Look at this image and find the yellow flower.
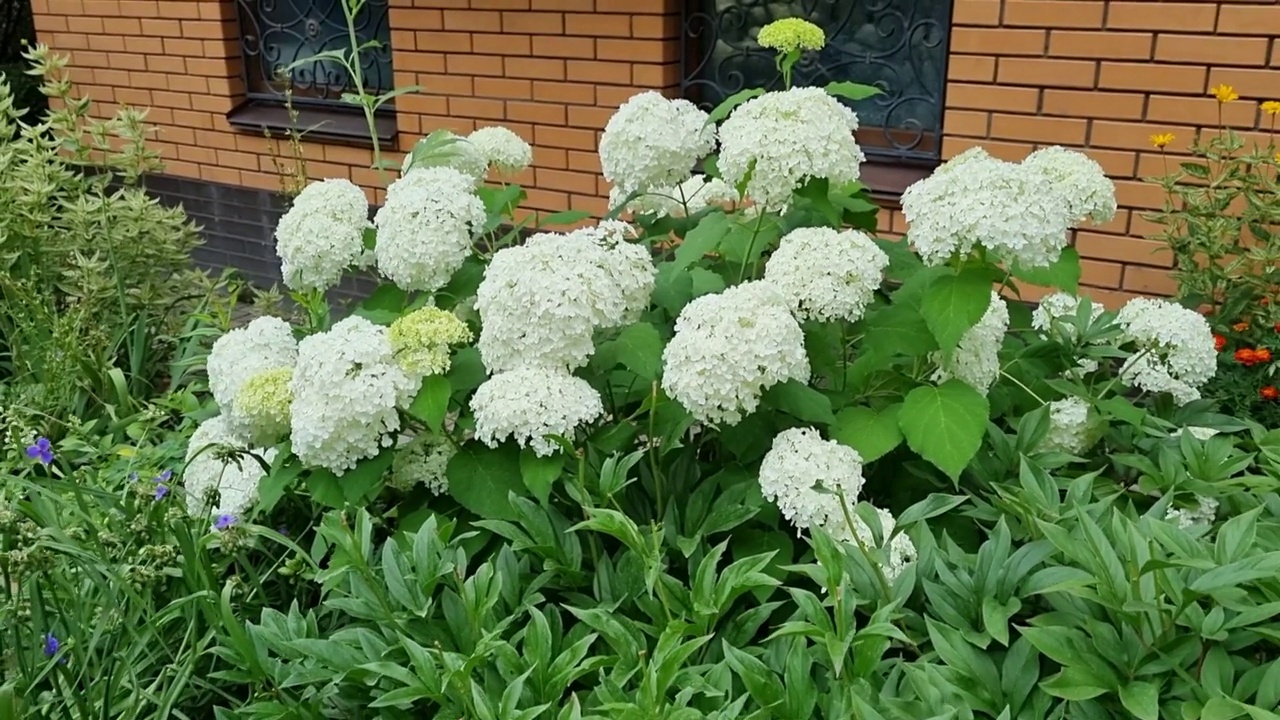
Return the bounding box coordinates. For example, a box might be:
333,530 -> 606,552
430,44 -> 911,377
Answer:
1262,100 -> 1280,115
757,18 -> 826,54
1274,151 -> 1280,164
1150,132 -> 1175,149
389,306 -> 473,377
1212,84 -> 1239,104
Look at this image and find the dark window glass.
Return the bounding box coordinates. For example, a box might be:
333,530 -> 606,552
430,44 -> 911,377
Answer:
235,0 -> 393,106
681,0 -> 953,163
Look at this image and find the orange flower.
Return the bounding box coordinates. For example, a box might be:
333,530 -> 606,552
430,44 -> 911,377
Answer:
1212,84 -> 1240,103
1275,322 -> 1280,333
1150,132 -> 1175,149
1256,348 -> 1274,363
1234,321 -> 1251,332
1236,348 -> 1258,365
1214,334 -> 1227,352
1261,385 -> 1279,401
1262,297 -> 1271,307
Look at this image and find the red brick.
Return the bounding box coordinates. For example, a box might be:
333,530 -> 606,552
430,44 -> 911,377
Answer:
1097,62 -> 1206,94
990,114 -> 1088,144
505,57 -> 566,80
1076,232 -> 1173,267
1122,265 -> 1178,295
566,59 -> 630,84
501,11 -> 564,34
533,35 -> 594,58
565,12 -> 628,36
997,58 -> 1097,88
1049,31 -> 1153,60
534,125 -> 597,150
508,100 -> 567,124
474,76 -> 534,99
1217,5 -> 1280,35
1206,68 -> 1280,101
1042,89 -> 1145,120
953,0 -> 1000,26
1107,2 -> 1217,32
533,80 -> 595,105
474,32 -> 531,55
447,54 -> 505,76
947,55 -> 996,82
1004,1 -> 1105,28
1155,35 -> 1268,66
443,9 -> 501,31
950,28 -> 1046,56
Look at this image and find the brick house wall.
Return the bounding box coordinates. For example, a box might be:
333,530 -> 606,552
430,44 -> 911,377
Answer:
26,0 -> 1280,304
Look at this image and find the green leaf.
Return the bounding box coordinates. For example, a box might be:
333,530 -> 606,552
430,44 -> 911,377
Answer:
1119,681 -> 1160,720
1041,668 -> 1110,701
408,375 -> 451,434
825,80 -> 883,101
831,404 -> 903,462
354,282 -> 407,324
705,87 -> 765,124
860,302 -> 939,360
898,380 -> 990,479
306,469 -> 345,509
538,210 -> 592,227
447,444 -> 527,520
1011,248 -> 1083,294
722,642 -> 786,710
762,380 -> 836,425
653,262 -> 693,317
600,322 -> 664,380
519,449 -> 563,505
675,212 -> 733,270
342,449 -> 395,505
896,493 -> 968,527
874,237 -> 924,281
921,268 -> 994,354
258,448 -> 301,514
446,347 -> 488,396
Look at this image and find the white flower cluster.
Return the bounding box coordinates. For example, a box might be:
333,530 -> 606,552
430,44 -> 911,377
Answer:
1116,298 -> 1217,405
468,125 -> 533,176
718,87 -> 864,210
206,317 -> 298,446
476,221 -> 655,373
289,316 -> 419,474
402,130 -> 488,183
390,433 -> 456,495
471,366 -> 604,456
1043,396 -> 1090,455
932,292 -> 1010,394
274,179 -> 369,292
599,91 -> 715,196
1032,292 -> 1105,341
231,368 -> 294,448
609,174 -> 739,218
763,227 -> 889,322
758,427 -> 915,580
1172,426 -> 1220,441
1022,146 -> 1117,225
662,281 -> 809,425
184,415 -> 277,519
1166,495 -> 1219,531
374,166 -> 487,292
388,306 -> 474,379
900,147 -> 1077,268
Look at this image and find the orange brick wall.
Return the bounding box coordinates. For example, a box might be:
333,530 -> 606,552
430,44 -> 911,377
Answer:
28,0 -> 1280,302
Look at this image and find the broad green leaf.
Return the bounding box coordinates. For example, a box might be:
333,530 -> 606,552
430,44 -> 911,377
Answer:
653,261 -> 693,317
538,210 -> 592,227
763,380 -> 836,425
722,642 -> 786,709
354,282 -> 406,324
706,87 -> 766,124
1041,668 -> 1110,701
675,212 -> 732,270
831,404 -> 903,462
1202,697 -> 1245,720
825,80 -> 883,101
1119,681 -> 1160,720
1190,552 -> 1280,594
899,380 -> 990,479
258,447 -> 301,514
519,448 -> 563,505
447,444 -> 527,520
447,347 -> 488,395
1011,248 -> 1083,294
921,268 -> 994,354
341,449 -> 395,505
874,237 -> 924,281
600,322 -> 663,380
860,302 -> 939,359
408,375 -> 451,434
306,469 -> 345,509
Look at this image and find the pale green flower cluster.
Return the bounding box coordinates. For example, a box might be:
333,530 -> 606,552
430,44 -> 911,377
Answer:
756,18 -> 826,53
232,367 -> 294,448
389,306 -> 474,377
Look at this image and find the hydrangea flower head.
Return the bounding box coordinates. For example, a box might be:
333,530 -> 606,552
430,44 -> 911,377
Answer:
375,166 -> 487,292
467,125 -> 533,176
207,317 -> 298,442
389,306 -> 474,378
932,292 -> 1010,394
759,427 -> 864,531
1042,396 -> 1091,455
183,415 -> 276,519
719,87 -> 864,210
763,227 -> 889,322
274,179 -> 369,292
662,281 -> 810,424
1022,146 -> 1117,225
1116,298 -> 1216,405
231,367 -> 294,447
289,316 -> 419,474
756,18 -> 826,53
1172,426 -> 1220,441
598,91 -> 716,197
1166,495 -> 1218,530
470,366 -> 604,456
391,433 -> 457,494
830,505 -> 918,582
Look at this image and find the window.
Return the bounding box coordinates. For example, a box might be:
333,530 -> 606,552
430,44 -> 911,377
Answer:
680,0 -> 952,165
234,0 -> 394,106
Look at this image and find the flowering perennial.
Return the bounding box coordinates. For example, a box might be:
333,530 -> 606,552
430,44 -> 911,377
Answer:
184,415 -> 276,519
611,174 -> 739,218
1166,495 -> 1219,530
662,281 -> 810,424
1116,298 -> 1217,405
389,306 -> 474,378
468,126 -> 533,176
718,87 -> 864,210
206,317 -> 298,444
759,427 -> 864,532
1022,146 -> 1117,226
274,179 -> 369,292
231,367 -> 294,447
763,227 -> 889,322
390,433 -> 456,495
756,18 -> 825,53
471,366 -> 604,456
374,166 -> 486,292
1043,397 -> 1090,455
932,292 -> 1010,393
599,91 -> 715,197
830,506 -> 918,583
289,317 -> 419,474
402,130 -> 488,183
1031,292 -> 1105,340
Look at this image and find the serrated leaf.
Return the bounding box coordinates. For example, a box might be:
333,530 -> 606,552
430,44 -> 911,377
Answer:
1011,248 -> 1083,293
831,404 -> 903,461
408,375 -> 451,434
447,444 -> 527,520
675,212 -> 732,270
899,380 -> 990,479
763,380 -> 835,425
602,322 -> 663,380
921,269 -> 994,354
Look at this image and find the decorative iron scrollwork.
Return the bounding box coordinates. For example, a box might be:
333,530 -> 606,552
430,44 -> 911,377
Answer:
235,0 -> 393,105
681,0 -> 952,162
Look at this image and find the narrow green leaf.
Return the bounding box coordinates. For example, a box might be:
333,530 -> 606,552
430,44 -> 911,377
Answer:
705,87 -> 765,124
825,80 -> 883,101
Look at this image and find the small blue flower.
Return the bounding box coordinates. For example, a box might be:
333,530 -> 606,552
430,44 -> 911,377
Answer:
43,633 -> 60,657
214,514 -> 237,531
153,484 -> 169,501
277,525 -> 290,537
128,471 -> 139,482
25,438 -> 53,465
155,469 -> 172,483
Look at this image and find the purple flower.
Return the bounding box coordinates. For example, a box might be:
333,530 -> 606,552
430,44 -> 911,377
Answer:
25,438 -> 53,465
214,514 -> 237,531
155,469 -> 172,483
128,471 -> 139,482
43,633 -> 60,657
277,526 -> 289,537
153,484 -> 169,501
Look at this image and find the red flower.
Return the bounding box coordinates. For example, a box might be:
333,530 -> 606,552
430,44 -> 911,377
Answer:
1234,321 -> 1251,332
1261,385 -> 1279,401
1274,322 -> 1280,333
1236,348 -> 1258,365
1257,348 -> 1274,363
1214,334 -> 1227,352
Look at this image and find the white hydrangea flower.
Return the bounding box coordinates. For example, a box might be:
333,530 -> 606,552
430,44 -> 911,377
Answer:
764,227 -> 889,322
599,91 -> 716,197
759,427 -> 864,532
1022,146 -> 1117,225
289,316 -> 420,474
374,166 -> 487,292
1116,298 -> 1216,405
274,179 -> 369,292
830,506 -> 918,582
390,433 -> 455,495
1173,426 -> 1220,441
662,281 -> 810,425
470,366 -> 604,456
718,87 -> 864,211
183,415 -> 277,519
1042,396 -> 1090,455
610,174 -> 739,218
402,130 -> 489,183
207,316 -> 298,416
901,148 -> 1076,268
468,125 -> 533,176
476,222 -> 655,373
230,367 -> 293,448
388,306 -> 474,379
932,292 -> 1010,394
1166,495 -> 1218,530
